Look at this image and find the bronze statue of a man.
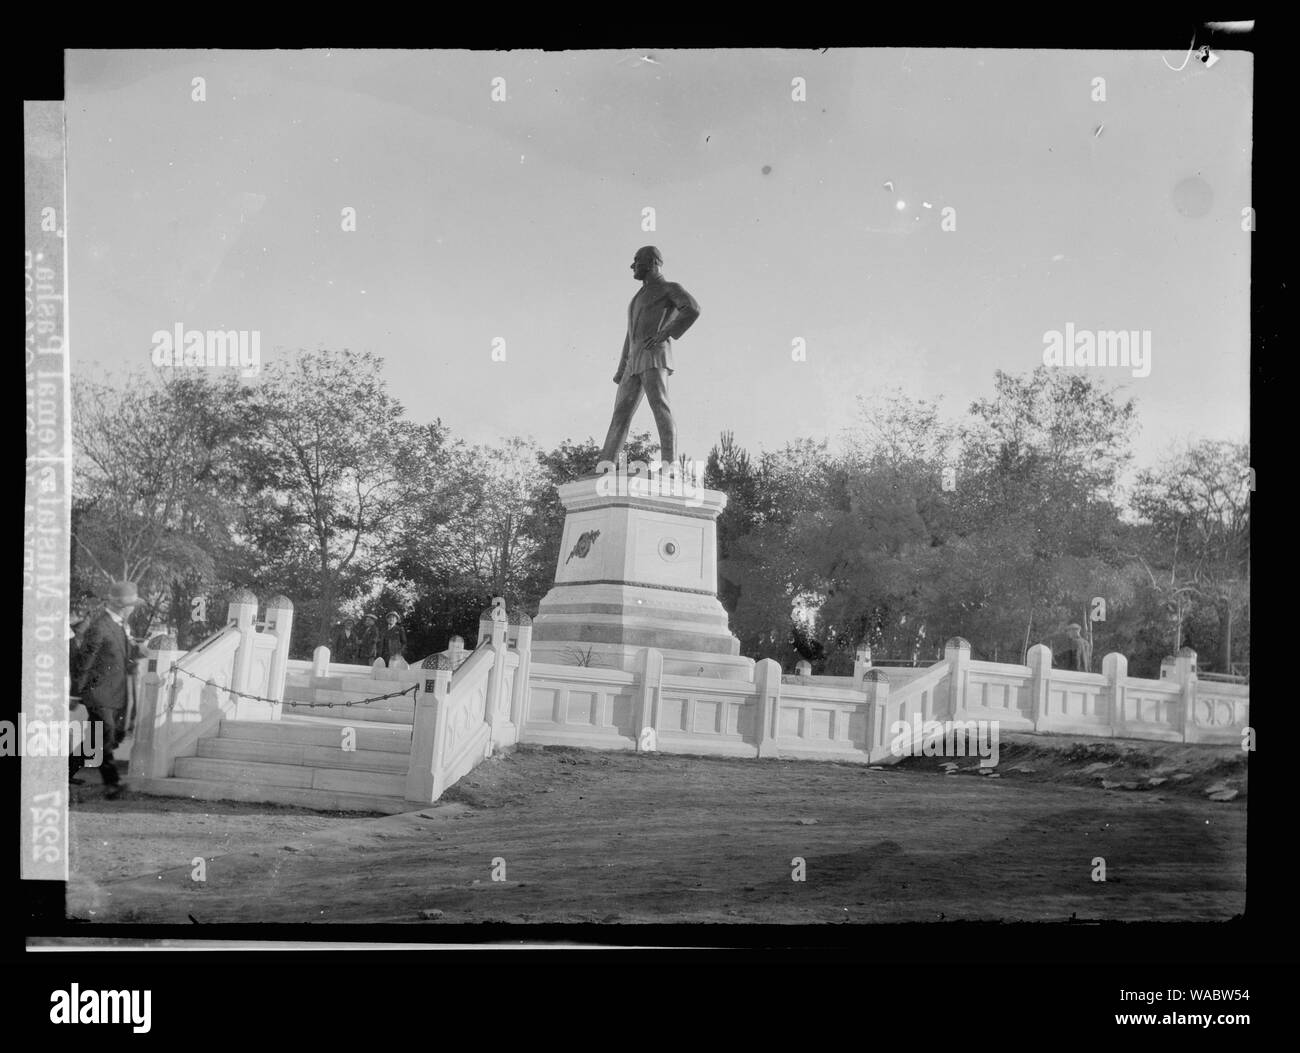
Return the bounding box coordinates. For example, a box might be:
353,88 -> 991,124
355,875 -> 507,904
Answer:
598,246 -> 701,466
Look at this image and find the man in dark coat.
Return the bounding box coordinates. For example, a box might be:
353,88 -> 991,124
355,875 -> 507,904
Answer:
357,614 -> 381,665
332,618 -> 359,664
71,581 -> 144,796
380,612 -> 407,665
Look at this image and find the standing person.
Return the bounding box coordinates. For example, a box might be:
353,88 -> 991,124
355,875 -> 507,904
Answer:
332,617 -> 359,664
380,611 -> 407,665
67,597 -> 96,776
598,246 -> 702,467
357,613 -> 381,665
71,581 -> 144,797
68,595 -> 96,682
1062,623 -> 1092,673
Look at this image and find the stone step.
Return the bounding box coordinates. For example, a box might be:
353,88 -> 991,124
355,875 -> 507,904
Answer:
198,736 -> 409,772
220,718 -> 411,753
173,756 -> 407,798
282,701 -> 413,725
129,776 -> 417,815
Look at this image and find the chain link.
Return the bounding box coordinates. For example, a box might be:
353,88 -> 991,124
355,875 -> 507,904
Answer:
167,665 -> 418,710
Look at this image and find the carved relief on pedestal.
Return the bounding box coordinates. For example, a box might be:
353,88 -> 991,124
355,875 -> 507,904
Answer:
566,529 -> 601,564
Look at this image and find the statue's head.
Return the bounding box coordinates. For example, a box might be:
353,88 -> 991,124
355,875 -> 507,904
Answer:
631,245 -> 662,280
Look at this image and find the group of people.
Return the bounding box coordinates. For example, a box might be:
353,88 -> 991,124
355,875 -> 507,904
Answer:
331,611 -> 407,666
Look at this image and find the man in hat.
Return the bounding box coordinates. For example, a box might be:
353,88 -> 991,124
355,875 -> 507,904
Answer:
357,613 -> 381,665
1062,623 -> 1092,673
71,581 -> 144,796
332,617 -> 359,665
598,246 -> 701,467
380,611 -> 407,666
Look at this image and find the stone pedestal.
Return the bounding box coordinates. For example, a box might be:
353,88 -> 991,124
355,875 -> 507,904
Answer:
531,472 -> 752,680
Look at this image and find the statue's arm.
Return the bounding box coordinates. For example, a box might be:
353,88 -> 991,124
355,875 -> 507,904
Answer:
613,331 -> 629,383
662,283 -> 701,340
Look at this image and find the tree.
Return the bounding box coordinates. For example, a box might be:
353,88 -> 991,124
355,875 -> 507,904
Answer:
708,433 -> 844,666
1131,440 -> 1250,670
242,349 -> 426,649
405,435 -> 543,623
71,369 -> 258,640
957,368 -> 1137,659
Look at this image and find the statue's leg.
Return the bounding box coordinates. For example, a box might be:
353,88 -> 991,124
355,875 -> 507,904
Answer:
598,372 -> 647,464
642,367 -> 676,464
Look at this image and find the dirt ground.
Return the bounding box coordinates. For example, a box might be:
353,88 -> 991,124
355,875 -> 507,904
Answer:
65,734 -> 1247,924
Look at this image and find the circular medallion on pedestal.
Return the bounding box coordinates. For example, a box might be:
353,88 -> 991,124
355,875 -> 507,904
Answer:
658,537 -> 681,562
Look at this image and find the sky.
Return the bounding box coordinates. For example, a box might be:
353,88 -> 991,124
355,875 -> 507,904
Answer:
65,48 -> 1251,472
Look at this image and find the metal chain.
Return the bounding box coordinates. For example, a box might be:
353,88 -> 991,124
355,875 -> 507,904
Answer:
168,664 -> 418,710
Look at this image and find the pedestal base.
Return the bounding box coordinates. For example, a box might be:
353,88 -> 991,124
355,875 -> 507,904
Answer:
531,474 -> 751,681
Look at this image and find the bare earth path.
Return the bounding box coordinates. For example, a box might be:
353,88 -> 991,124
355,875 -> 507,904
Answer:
66,736 -> 1247,925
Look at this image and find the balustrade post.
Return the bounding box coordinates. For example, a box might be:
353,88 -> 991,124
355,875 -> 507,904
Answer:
1103,652 -> 1127,733
406,655 -> 453,802
755,658 -> 782,758
129,635 -> 182,779
1027,643 -> 1052,732
635,647 -> 664,752
944,637 -> 971,720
